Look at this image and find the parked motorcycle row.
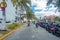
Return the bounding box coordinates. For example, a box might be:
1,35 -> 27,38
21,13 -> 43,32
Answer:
36,21 -> 60,37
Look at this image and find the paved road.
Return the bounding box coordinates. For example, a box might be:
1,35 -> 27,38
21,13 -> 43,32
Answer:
5,24 -> 60,40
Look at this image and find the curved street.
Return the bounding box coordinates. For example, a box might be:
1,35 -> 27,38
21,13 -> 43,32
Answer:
5,24 -> 60,40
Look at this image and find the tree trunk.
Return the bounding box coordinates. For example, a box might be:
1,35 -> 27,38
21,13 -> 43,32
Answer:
19,6 -> 23,24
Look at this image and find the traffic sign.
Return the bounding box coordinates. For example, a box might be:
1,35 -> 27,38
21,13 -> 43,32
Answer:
0,2 -> 7,8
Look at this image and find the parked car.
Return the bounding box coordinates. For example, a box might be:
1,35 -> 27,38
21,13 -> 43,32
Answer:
45,22 -> 52,32
54,24 -> 60,36
36,21 -> 60,36
46,22 -> 60,35
0,21 -> 2,23
36,21 -> 46,28
35,20 -> 40,28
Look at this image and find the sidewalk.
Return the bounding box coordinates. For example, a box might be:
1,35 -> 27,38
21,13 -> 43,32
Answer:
0,23 -> 26,40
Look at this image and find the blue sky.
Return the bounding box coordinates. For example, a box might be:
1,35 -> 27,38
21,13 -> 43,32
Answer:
31,0 -> 60,18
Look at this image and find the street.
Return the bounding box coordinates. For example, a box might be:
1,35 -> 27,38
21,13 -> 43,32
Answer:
5,24 -> 60,40
0,0 -> 60,40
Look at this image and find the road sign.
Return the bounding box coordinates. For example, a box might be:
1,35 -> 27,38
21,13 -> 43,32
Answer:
0,2 -> 7,8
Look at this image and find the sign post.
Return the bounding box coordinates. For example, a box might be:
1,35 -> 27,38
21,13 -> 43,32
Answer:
0,1 -> 7,30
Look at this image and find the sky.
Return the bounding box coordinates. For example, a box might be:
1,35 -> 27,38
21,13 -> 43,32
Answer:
31,0 -> 60,18
0,0 -> 59,20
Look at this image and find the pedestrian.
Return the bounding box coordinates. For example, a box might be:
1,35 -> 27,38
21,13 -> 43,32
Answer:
27,20 -> 30,27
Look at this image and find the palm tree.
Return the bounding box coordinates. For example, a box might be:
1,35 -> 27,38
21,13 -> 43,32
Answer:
11,0 -> 31,23
47,0 -> 60,12
26,8 -> 35,20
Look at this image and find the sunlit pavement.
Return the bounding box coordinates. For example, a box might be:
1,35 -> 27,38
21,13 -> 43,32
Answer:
5,24 -> 60,40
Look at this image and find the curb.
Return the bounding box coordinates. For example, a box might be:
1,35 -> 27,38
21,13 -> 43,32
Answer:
0,23 -> 26,40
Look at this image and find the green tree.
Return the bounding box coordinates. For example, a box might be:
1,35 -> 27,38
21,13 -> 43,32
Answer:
47,0 -> 60,12
54,16 -> 60,22
22,9 -> 37,20
11,0 -> 31,23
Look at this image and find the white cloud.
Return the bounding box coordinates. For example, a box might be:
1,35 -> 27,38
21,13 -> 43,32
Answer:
31,0 -> 58,18
31,0 -> 47,8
